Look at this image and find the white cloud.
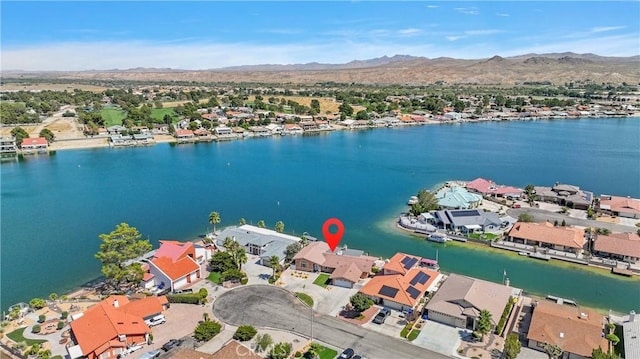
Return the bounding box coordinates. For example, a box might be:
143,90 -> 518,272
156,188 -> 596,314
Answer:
464,29 -> 503,36
426,5 -> 439,8
446,36 -> 465,41
398,28 -> 421,35
496,13 -> 510,17
591,26 -> 625,33
258,29 -> 303,35
454,7 -> 479,15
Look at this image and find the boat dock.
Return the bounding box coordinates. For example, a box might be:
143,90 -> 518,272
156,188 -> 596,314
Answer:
528,252 -> 551,261
611,267 -> 634,277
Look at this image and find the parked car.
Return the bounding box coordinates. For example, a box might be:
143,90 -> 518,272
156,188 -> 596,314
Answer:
339,348 -> 355,359
172,288 -> 193,294
144,314 -> 166,327
352,355 -> 362,359
372,308 -> 391,324
162,339 -> 183,352
138,350 -> 161,359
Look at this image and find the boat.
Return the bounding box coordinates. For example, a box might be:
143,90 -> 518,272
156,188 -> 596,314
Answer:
518,251 -> 528,256
427,233 -> 450,243
408,196 -> 418,205
420,251 -> 440,271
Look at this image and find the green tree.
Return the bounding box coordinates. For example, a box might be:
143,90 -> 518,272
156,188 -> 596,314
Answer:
29,298 -> 46,310
504,333 -> 521,359
349,293 -> 373,312
235,247 -> 247,270
257,220 -> 266,228
310,99 -> 321,113
476,309 -> 493,339
355,110 -> 369,120
48,293 -> 58,302
194,320 -> 222,342
221,268 -> 245,281
592,347 -> 618,359
255,333 -> 273,353
275,220 -> 285,233
270,342 -> 292,359
605,333 -> 620,349
338,103 -> 354,118
239,217 -> 246,225
269,255 -> 280,278
409,189 -> 439,216
209,251 -> 235,273
10,126 -> 29,146
209,211 -> 221,233
285,242 -> 303,262
518,213 -> 534,223
233,325 -> 257,341
39,128 -> 55,143
94,223 -> 152,290
304,343 -> 323,359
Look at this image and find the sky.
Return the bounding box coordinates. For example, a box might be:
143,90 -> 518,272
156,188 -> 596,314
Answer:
1,1 -> 639,71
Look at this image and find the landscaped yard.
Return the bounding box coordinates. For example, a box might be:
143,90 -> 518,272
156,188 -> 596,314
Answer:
408,329 -> 421,341
6,327 -> 47,346
295,292 -> 314,307
312,274 -> 330,288
151,108 -> 179,123
468,233 -> 498,241
309,343 -> 338,359
207,271 -> 222,285
100,107 -> 126,127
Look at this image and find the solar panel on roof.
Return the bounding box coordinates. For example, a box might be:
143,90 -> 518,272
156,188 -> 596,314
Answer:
379,285 -> 399,298
402,257 -> 418,270
407,286 -> 421,299
401,256 -> 411,265
450,210 -> 481,217
410,272 -> 431,286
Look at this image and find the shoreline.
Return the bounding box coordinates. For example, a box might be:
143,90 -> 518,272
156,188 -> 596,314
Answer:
3,115 -> 637,153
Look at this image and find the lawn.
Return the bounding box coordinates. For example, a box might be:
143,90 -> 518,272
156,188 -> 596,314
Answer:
100,107 -> 127,127
295,292 -> 314,307
408,329 -> 421,341
468,233 -> 498,241
207,271 -> 222,285
151,108 -> 179,122
312,273 -> 330,288
309,343 -> 338,359
6,327 -> 47,346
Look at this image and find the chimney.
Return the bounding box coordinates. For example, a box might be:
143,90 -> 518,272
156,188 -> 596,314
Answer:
630,310 -> 636,323
113,299 -> 119,308
559,332 -> 564,338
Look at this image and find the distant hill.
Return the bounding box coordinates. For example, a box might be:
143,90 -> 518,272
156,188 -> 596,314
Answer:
4,53 -> 639,85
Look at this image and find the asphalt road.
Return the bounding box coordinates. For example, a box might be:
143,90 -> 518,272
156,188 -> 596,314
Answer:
212,285 -> 451,359
506,208 -> 636,232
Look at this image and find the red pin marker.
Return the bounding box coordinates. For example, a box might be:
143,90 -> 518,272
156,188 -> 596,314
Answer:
322,218 -> 344,252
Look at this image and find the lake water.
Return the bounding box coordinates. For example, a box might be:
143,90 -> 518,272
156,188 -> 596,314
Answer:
1,118 -> 639,313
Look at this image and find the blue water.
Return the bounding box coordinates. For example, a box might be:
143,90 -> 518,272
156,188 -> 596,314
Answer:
1,118 -> 639,312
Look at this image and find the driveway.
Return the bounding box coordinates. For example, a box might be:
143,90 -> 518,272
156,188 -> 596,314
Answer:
412,320 -> 467,357
212,285 -> 449,359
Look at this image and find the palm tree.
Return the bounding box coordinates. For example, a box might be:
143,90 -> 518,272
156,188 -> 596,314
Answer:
257,220 -> 266,228
476,309 -> 493,340
223,237 -> 235,251
239,217 -> 246,225
209,211 -> 221,233
306,343 -> 322,359
275,221 -> 284,233
269,255 -> 280,278
236,248 -> 247,270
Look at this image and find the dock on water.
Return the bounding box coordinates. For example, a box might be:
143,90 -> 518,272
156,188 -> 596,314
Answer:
611,267 -> 634,277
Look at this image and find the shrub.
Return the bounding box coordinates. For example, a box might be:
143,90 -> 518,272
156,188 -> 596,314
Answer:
268,276 -> 279,284
29,298 -> 46,310
57,321 -> 64,330
194,320 -> 222,342
371,267 -> 380,274
61,311 -> 68,320
270,342 -> 292,359
167,293 -> 202,305
495,299 -> 514,335
31,325 -> 41,334
222,268 -> 244,281
233,325 -> 257,341
294,351 -> 302,358
38,315 -> 46,323
255,333 -> 273,353
240,277 -> 248,285
349,293 -> 373,312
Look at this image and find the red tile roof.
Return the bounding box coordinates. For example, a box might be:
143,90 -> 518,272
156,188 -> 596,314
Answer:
594,232 -> 640,258
21,137 -> 48,146
383,253 -> 421,275
155,240 -> 194,262
359,267 -> 439,307
151,256 -> 199,281
600,195 -> 640,215
118,296 -> 166,319
508,222 -> 585,249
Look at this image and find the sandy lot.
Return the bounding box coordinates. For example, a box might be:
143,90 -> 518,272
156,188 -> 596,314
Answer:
0,83 -> 106,92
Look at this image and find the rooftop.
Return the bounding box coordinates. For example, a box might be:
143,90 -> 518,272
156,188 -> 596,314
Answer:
508,221 -> 585,249
594,232 -> 640,258
360,267 -> 441,307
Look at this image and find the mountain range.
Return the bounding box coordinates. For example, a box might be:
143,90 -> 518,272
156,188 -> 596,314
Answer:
5,53 -> 640,85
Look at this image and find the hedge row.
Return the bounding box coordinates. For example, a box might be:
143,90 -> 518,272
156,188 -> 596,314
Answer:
495,299 -> 515,335
166,293 -> 202,305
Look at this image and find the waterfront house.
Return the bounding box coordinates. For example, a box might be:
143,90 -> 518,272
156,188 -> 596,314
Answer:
292,241 -> 378,288
597,195 -> 640,219
593,232 -> 640,263
20,137 -> 49,153
526,301 -> 607,359
359,267 -> 441,312
107,125 -> 127,134
435,186 -> 483,209
214,126 -> 233,136
507,222 -> 586,254
67,295 -> 168,359
175,129 -> 195,142
622,311 -> 640,359
249,126 -> 271,137
465,178 -> 524,199
0,136 -> 18,153
133,133 -> 154,145
283,123 -> 303,135
265,123 -> 283,135
533,183 -> 592,209
216,225 -> 301,266
300,121 -> 318,131
425,273 -> 520,330
431,209 -> 502,234
146,240 -> 202,291
382,252 -> 422,275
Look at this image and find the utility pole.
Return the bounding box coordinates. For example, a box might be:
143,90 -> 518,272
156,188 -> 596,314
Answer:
311,305 -> 314,342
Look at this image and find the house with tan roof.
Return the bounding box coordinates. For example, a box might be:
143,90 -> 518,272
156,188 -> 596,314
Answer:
465,177 -> 523,199
383,252 -> 422,275
507,221 -> 586,254
598,195 -> 640,219
425,273 -> 520,330
526,301 -> 607,359
292,241 -> 378,288
146,240 -> 202,292
360,267 -> 441,312
67,295 -> 168,359
533,183 -> 592,210
594,232 -> 640,263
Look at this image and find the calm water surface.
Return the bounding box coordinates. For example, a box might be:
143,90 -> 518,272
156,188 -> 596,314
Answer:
1,118 -> 639,312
